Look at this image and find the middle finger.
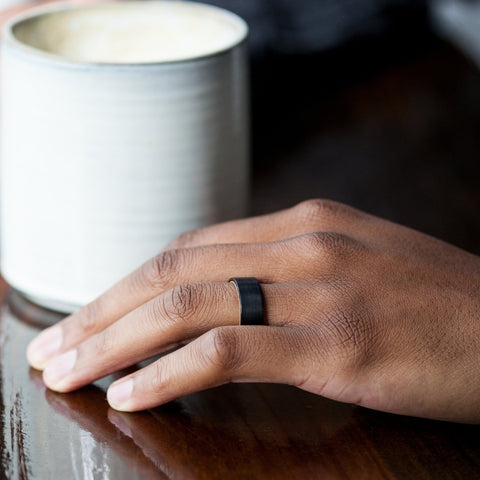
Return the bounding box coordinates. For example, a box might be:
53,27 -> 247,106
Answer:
28,236 -> 310,369
29,232 -> 336,370
41,281 -> 321,392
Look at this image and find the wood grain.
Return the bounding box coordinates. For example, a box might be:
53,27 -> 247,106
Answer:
3,285 -> 480,479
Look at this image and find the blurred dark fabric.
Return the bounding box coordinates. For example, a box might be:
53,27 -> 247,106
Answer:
204,0 -> 427,56
202,1 -> 432,165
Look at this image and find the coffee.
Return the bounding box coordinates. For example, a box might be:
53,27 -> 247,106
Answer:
12,2 -> 245,63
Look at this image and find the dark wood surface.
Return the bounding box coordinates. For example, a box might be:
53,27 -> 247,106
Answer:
4,284 -> 480,480
2,35 -> 480,479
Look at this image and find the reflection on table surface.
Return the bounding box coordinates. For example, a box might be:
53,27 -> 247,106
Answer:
1,284 -> 480,479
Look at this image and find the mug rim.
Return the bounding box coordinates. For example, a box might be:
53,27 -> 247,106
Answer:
1,0 -> 249,68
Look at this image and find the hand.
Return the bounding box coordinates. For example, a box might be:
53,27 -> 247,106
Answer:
26,199 -> 480,422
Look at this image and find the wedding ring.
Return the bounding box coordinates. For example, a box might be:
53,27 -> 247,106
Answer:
229,277 -> 265,326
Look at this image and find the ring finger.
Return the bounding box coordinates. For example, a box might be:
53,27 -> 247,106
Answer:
41,281 -> 327,392
27,232 -> 340,369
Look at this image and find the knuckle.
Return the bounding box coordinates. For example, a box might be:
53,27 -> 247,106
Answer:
143,250 -> 180,291
294,199 -> 345,222
78,301 -> 103,336
203,328 -> 243,372
163,284 -> 202,324
167,229 -> 201,250
92,329 -> 117,357
142,296 -> 166,328
148,361 -> 169,394
297,231 -> 361,262
294,199 -> 363,229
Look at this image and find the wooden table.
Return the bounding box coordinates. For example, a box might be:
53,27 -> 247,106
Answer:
3,283 -> 480,479
2,34 -> 480,479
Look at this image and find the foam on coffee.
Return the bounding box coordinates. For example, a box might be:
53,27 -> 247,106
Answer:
11,1 -> 247,64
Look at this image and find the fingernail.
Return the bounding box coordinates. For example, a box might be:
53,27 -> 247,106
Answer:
43,349 -> 77,388
27,327 -> 63,370
108,379 -> 133,410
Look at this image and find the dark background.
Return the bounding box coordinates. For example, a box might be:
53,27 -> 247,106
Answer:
205,0 -> 480,255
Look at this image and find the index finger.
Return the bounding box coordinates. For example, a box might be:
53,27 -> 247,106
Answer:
27,235 -> 304,369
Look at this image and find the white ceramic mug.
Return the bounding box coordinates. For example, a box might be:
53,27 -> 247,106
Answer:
1,1 -> 249,312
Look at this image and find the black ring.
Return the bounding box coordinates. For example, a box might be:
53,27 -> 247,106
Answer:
229,277 -> 265,326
